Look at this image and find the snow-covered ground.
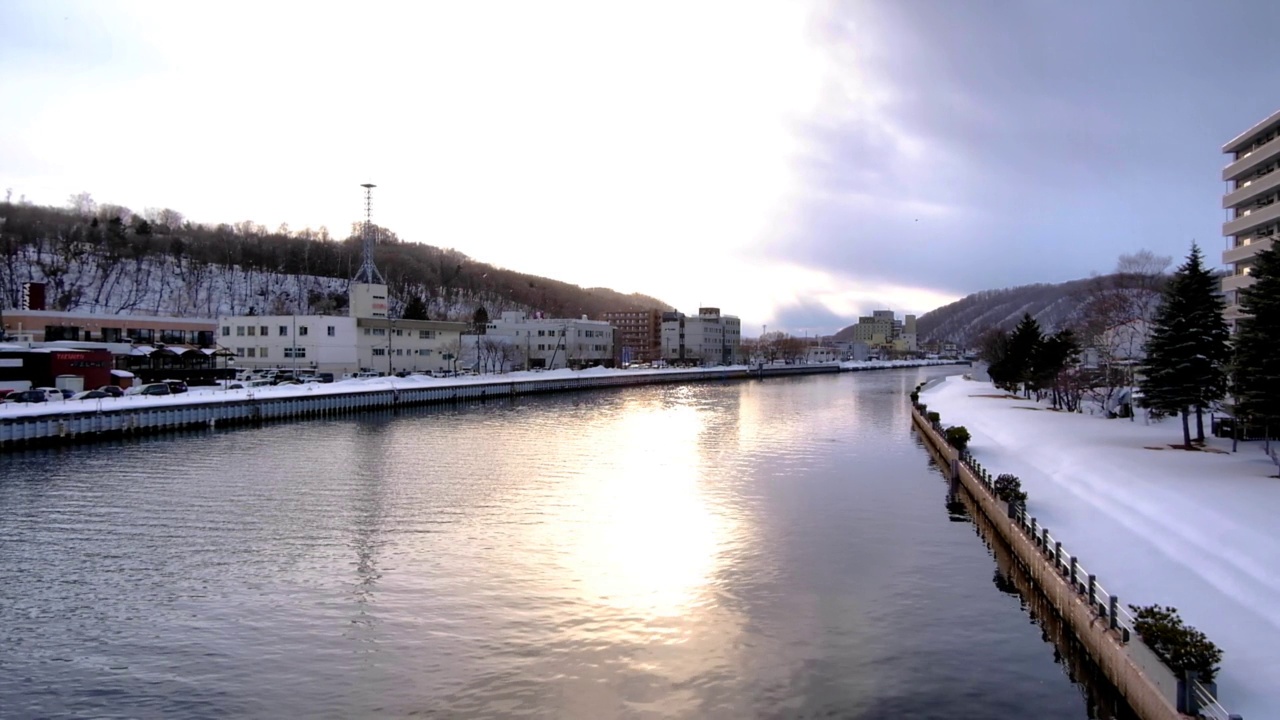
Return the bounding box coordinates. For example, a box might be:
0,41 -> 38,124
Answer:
922,374 -> 1278,719
0,359 -> 960,420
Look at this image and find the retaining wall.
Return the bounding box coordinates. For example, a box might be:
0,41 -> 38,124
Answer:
911,405 -> 1189,720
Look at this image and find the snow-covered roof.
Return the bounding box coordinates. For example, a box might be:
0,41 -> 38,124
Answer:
110,369 -> 135,378
130,346 -> 155,356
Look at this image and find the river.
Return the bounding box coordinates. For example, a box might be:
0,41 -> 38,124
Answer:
0,367 -> 1129,718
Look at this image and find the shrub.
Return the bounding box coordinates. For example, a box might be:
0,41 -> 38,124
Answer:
926,411 -> 941,423
909,390 -> 919,404
945,425 -> 971,451
993,474 -> 1027,507
1129,604 -> 1223,683
917,403 -> 927,414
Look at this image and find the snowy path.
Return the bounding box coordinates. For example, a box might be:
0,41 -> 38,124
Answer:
924,375 -> 1279,719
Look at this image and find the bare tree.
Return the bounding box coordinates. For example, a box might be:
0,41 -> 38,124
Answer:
67,192 -> 95,216
1075,251 -> 1171,417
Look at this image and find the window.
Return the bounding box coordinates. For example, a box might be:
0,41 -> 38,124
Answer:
235,347 -> 245,357
364,328 -> 371,335
247,347 -> 257,358
260,326 -> 269,336
280,325 -> 288,336
247,326 -> 256,337
299,326 -> 309,336
260,347 -> 269,358
394,329 -> 403,337
284,347 -> 307,359
372,328 -> 386,336
372,348 -> 386,356
419,330 -> 435,339
236,326 -> 245,336
221,326 -> 231,337
327,325 -> 335,337
396,349 -> 404,356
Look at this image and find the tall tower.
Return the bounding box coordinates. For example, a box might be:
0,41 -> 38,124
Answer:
354,182 -> 385,284
349,183 -> 389,319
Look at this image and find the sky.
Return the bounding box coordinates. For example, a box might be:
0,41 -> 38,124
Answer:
2,1 -> 1280,336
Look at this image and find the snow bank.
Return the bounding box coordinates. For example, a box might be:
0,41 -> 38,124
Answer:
923,374 -> 1278,718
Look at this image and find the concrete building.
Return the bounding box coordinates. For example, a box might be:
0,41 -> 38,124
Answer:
849,310 -> 917,354
1222,108 -> 1280,327
216,310 -> 468,376
660,307 -> 741,365
477,311 -> 615,370
601,309 -> 662,364
1,308 -> 217,346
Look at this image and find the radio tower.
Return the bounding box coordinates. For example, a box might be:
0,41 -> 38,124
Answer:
354,182 -> 385,284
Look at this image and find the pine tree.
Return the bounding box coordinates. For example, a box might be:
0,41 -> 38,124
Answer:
1006,313 -> 1043,397
402,294 -> 428,320
1233,244 -> 1280,437
1139,244 -> 1230,448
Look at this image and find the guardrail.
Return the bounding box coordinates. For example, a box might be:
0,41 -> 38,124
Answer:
924,408 -> 1242,720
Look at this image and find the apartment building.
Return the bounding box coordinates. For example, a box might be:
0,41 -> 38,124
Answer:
1222,108 -> 1280,327
660,307 -> 741,365
600,309 -> 662,364
849,310 -> 917,353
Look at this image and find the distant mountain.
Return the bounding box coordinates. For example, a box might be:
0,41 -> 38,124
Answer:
914,279 -> 1100,348
0,201 -> 669,321
830,277 -> 1117,349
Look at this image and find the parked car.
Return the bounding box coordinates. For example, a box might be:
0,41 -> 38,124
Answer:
0,389 -> 15,401
96,385 -> 125,397
70,389 -> 112,400
127,383 -> 172,396
6,388 -> 62,403
161,379 -> 189,394
37,387 -> 74,399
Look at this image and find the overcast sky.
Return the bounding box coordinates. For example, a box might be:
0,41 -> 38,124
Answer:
2,1 -> 1279,335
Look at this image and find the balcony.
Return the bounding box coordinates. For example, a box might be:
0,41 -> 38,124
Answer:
1223,272 -> 1257,292
1223,202 -> 1280,237
1223,167 -> 1280,209
1223,236 -> 1274,265
1223,134 -> 1280,182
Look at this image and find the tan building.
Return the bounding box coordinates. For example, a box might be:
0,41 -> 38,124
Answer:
660,307 -> 741,366
1221,108 -> 1280,327
601,309 -> 662,364
1,309 -> 217,346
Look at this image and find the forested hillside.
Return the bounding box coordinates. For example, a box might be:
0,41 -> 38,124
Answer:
0,200 -> 668,320
914,279 -> 1099,348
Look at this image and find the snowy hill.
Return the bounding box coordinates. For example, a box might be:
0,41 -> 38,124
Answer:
0,201 -> 668,321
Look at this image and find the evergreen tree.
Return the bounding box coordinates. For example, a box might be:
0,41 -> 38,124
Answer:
1032,328 -> 1080,409
1005,313 -> 1043,397
1139,244 -> 1230,448
402,294 -> 428,320
472,305 -> 489,334
1233,244 -> 1280,437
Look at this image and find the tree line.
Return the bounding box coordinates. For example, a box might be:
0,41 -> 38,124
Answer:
0,196 -> 668,321
981,242 -> 1280,449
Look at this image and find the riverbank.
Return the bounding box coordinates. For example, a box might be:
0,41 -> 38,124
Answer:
921,374 -> 1272,719
0,359 -> 962,447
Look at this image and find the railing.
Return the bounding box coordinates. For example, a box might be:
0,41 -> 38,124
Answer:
932,422 -> 1242,719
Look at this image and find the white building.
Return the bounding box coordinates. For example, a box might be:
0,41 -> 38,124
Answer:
660,307 -> 741,365
470,311 -> 614,370
217,282 -> 469,376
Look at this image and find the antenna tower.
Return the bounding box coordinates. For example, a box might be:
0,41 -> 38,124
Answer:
354,182 -> 385,284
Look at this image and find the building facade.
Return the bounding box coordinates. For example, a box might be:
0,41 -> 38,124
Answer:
217,282 -> 468,375
601,309 -> 662,364
660,307 -> 741,365
478,311 -> 615,370
849,310 -> 917,353
1,308 -> 217,346
1222,108 -> 1280,328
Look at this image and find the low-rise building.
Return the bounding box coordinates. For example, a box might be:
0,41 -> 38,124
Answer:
1,308 -> 217,346
660,307 -> 741,365
477,311 -> 615,370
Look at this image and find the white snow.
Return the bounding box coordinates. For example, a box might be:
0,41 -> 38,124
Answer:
922,374 -> 1279,719
0,359 -> 957,420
